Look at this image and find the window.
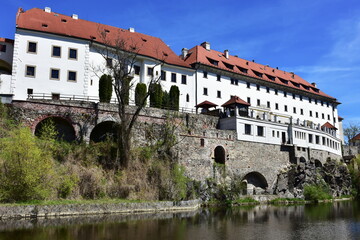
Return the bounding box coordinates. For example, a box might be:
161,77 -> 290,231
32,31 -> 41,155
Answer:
134,65 -> 141,75
275,89 -> 278,95
247,97 -> 251,104
203,71 -> 208,78
310,111 -> 313,117
257,99 -> 260,106
309,98 -> 312,103
186,94 -> 190,102
52,46 -> 61,57
328,114 -> 330,120
52,93 -> 60,100
27,41 -> 37,53
217,74 -> 221,81
266,87 -> 270,93
245,124 -> 251,135
230,78 -> 238,85
315,99 -> 318,105
25,65 -> 36,77
106,58 -> 113,67
181,75 -> 187,84
217,91 -> 221,98
203,87 -> 208,95
284,105 -> 288,112
300,95 -> 303,101
327,102 -> 329,107
293,107 -> 296,114
257,126 -> 264,136
246,82 -> 250,88
316,135 -> 320,144
292,93 -> 296,99
68,48 -> 77,59
321,101 -> 324,106
267,101 -> 270,108
322,113 -> 325,119
300,109 -> 304,115
200,138 -> 205,147
309,134 -> 313,143
171,73 -> 176,82
284,91 -> 287,97
256,84 -> 260,91
275,103 -> 279,110
147,67 -> 153,76
0,44 -> 6,52
316,112 -> 319,118
161,70 -> 166,80
27,88 -> 33,95
68,71 -> 77,82
50,68 -> 60,80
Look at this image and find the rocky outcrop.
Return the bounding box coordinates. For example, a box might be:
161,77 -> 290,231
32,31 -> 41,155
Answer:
274,159 -> 352,198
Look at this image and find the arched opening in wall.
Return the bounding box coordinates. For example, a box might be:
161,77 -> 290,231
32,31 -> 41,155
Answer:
243,172 -> 268,195
299,157 -> 306,163
214,146 -> 226,164
315,159 -> 322,168
35,117 -> 76,142
90,121 -> 119,143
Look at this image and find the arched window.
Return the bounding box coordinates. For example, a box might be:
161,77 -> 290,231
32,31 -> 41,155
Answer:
186,94 -> 190,102
214,146 -> 226,164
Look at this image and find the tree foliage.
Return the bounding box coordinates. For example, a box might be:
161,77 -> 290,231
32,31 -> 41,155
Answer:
149,83 -> 163,108
135,83 -> 147,107
344,122 -> 360,145
169,85 -> 180,111
99,74 -> 113,103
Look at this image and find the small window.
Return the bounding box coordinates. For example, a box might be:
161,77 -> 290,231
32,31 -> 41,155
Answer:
106,58 -> 113,67
68,48 -> 77,59
309,98 -> 312,103
253,71 -> 263,78
293,107 -> 296,114
171,73 -> 176,82
186,94 -> 190,102
231,78 -> 238,85
0,44 -> 6,52
284,91 -> 287,97
292,93 -> 296,99
203,87 -> 208,95
267,101 -> 270,108
328,114 -> 330,120
315,99 -> 318,105
147,67 -> 154,76
27,88 -> 33,95
300,109 -> 304,115
246,82 -> 250,88
266,87 -> 270,93
310,110 -> 313,117
245,124 -> 252,135
256,84 -> 260,91
52,46 -> 61,57
316,135 -> 320,144
217,74 -> 221,81
300,95 -> 303,101
134,65 -> 141,75
257,99 -> 260,106
160,70 -> 166,80
27,42 -> 37,53
203,71 -> 208,78
284,105 -> 288,112
247,97 -> 251,104
327,102 -> 329,107
68,71 -> 77,82
257,126 -> 264,136
25,65 -> 36,77
322,113 -> 325,119
52,93 -> 60,101
309,134 -> 313,143
275,103 -> 279,110
50,68 -> 60,80
181,75 -> 187,84
217,91 -> 221,98
200,138 -> 205,147
321,101 -> 324,106
275,89 -> 278,95
316,112 -> 319,118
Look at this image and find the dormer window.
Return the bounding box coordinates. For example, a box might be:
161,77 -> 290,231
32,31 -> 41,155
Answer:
253,70 -> 263,78
266,74 -> 275,81
61,19 -> 67,23
279,78 -> 288,84
207,57 -> 219,66
42,24 -> 48,28
237,66 -> 248,74
223,62 -> 234,70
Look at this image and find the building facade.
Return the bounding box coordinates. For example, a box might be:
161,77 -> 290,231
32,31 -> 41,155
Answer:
0,7 -> 343,157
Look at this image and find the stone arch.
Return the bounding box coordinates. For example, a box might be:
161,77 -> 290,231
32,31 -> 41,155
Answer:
90,121 -> 119,143
35,116 -> 76,142
214,146 -> 226,164
243,171 -> 268,191
299,157 -> 306,163
315,159 -> 322,168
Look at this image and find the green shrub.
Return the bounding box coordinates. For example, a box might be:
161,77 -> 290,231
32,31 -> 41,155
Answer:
0,127 -> 57,202
135,83 -> 147,107
303,184 -> 332,201
169,85 -> 180,110
149,83 -> 163,108
162,90 -> 170,109
99,74 -> 113,103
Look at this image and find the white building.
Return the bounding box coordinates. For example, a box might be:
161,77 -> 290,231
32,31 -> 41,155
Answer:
0,7 -> 343,156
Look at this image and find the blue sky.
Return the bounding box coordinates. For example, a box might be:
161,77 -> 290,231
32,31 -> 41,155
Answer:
1,0 -> 359,126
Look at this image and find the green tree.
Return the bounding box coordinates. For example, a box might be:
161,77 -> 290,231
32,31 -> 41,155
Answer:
169,85 -> 180,111
162,90 -> 170,109
344,122 -> 360,145
149,83 -> 163,108
99,74 -> 113,103
0,127 -> 56,202
135,83 -> 147,107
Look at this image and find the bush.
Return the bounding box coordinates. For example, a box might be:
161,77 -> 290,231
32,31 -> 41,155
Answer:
135,83 -> 147,107
149,83 -> 163,108
99,74 -> 113,103
0,127 -> 57,202
303,184 -> 332,202
169,85 -> 180,110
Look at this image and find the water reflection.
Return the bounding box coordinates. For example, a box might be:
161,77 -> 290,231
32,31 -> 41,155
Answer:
1,201 -> 360,240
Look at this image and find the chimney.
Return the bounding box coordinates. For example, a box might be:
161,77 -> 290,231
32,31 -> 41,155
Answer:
201,42 -> 210,51
224,49 -> 229,59
181,48 -> 188,59
129,27 -> 135,33
72,14 -> 78,19
311,82 -> 317,88
44,7 -> 51,13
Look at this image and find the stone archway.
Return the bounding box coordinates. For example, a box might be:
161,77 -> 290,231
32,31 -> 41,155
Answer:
243,172 -> 268,195
214,146 -> 226,164
90,121 -> 119,143
35,116 -> 76,142
299,157 -> 306,163
315,159 -> 322,168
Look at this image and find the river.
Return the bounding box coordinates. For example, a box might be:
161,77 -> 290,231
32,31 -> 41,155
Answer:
0,201 -> 360,240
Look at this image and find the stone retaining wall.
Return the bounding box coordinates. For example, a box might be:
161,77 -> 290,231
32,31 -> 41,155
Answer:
0,200 -> 201,219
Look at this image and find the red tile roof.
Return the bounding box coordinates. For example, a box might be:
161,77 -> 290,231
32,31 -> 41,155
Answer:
321,122 -> 337,130
222,96 -> 250,107
185,45 -> 336,100
0,38 -> 14,43
195,100 -> 217,108
16,8 -> 190,68
351,133 -> 360,142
